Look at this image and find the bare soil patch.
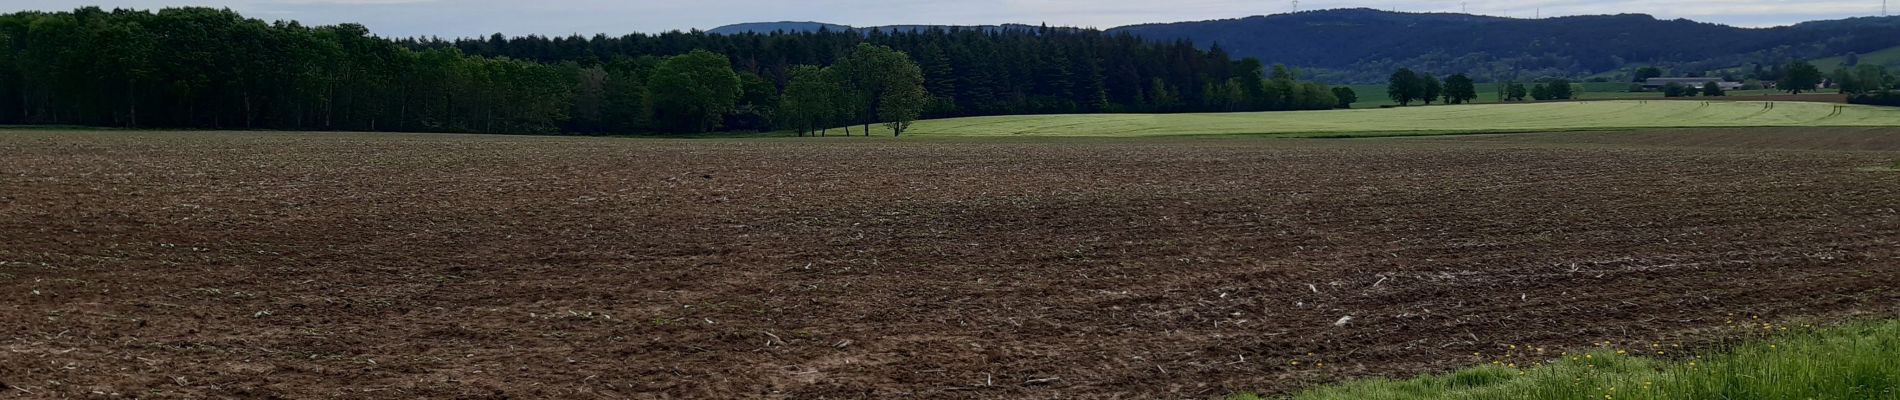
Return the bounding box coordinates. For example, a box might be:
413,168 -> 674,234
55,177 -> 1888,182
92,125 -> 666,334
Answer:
2,130 -> 1897,398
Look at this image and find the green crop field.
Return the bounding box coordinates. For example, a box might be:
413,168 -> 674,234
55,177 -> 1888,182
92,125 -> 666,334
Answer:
905,100 -> 1900,138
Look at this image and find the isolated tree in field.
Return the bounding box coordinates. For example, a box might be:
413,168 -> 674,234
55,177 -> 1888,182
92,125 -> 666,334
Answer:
834,43 -> 929,136
647,50 -> 741,132
1421,75 -> 1443,105
1701,82 -> 1725,97
1388,68 -> 1422,106
1331,87 -> 1358,108
1780,60 -> 1823,95
1633,66 -> 1663,82
1443,74 -> 1477,104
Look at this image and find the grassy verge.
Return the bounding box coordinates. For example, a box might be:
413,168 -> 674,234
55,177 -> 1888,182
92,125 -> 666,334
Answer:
1236,320 -> 1900,400
906,101 -> 1900,138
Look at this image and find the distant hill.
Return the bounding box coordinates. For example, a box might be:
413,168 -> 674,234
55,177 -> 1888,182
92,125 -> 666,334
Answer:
706,21 -> 850,35
709,10 -> 1900,83
708,22 -> 1043,35
1106,9 -> 1900,83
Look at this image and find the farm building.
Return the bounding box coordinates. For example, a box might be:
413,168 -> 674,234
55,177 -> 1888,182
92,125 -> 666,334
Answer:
1642,77 -> 1744,91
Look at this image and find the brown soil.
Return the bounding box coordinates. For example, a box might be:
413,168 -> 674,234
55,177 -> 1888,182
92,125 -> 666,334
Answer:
2,129 -> 1897,399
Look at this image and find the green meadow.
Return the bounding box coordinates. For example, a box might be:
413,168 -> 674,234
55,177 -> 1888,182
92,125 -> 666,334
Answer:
1239,320 -> 1900,400
905,100 -> 1900,138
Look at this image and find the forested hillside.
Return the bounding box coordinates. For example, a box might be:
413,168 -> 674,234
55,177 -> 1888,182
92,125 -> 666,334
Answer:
1109,9 -> 1900,82
0,7 -> 1338,134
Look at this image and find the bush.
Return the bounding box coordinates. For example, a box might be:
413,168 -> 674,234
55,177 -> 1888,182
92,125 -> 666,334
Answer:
1661,83 -> 1688,97
1850,92 -> 1900,107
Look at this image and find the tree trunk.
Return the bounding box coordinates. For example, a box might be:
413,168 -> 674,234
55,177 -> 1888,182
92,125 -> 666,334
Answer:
325,86 -> 335,129
243,92 -> 254,129
126,85 -> 138,128
445,93 -> 454,129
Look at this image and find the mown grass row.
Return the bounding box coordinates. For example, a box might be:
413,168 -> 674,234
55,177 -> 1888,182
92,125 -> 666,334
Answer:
1235,320 -> 1900,400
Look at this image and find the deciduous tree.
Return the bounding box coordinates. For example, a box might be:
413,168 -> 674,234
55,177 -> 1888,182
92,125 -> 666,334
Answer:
1331,87 -> 1357,108
1387,68 -> 1422,106
647,50 -> 741,132
1780,60 -> 1823,95
1443,74 -> 1476,104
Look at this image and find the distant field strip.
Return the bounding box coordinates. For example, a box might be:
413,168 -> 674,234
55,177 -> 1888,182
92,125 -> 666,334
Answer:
906,101 -> 1900,138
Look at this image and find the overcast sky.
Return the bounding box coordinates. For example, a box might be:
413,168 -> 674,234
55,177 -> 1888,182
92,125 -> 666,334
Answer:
11,0 -> 1894,38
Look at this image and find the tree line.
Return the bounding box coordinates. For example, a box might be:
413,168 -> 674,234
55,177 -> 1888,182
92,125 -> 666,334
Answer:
0,7 -> 1347,135
1386,67 -> 1590,105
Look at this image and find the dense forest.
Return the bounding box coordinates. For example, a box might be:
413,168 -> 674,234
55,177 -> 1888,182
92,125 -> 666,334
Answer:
1113,9 -> 1900,83
0,7 -> 1338,135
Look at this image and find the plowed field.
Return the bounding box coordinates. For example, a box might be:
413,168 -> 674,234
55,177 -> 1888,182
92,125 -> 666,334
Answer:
2,129 -> 1896,398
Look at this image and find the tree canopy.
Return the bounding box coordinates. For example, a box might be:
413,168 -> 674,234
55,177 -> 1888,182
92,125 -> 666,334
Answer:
0,7 -> 1355,135
1331,87 -> 1358,108
1442,74 -> 1476,104
648,50 -> 741,132
1387,68 -> 1423,106
1420,75 -> 1443,105
1780,60 -> 1823,95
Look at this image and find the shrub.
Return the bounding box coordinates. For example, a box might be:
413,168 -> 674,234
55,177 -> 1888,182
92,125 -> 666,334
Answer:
1849,92 -> 1900,107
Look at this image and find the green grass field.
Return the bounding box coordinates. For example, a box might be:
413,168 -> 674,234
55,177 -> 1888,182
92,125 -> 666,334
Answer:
1804,45 -> 1900,72
1696,45 -> 1900,79
1238,320 -> 1900,400
906,100 -> 1900,138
